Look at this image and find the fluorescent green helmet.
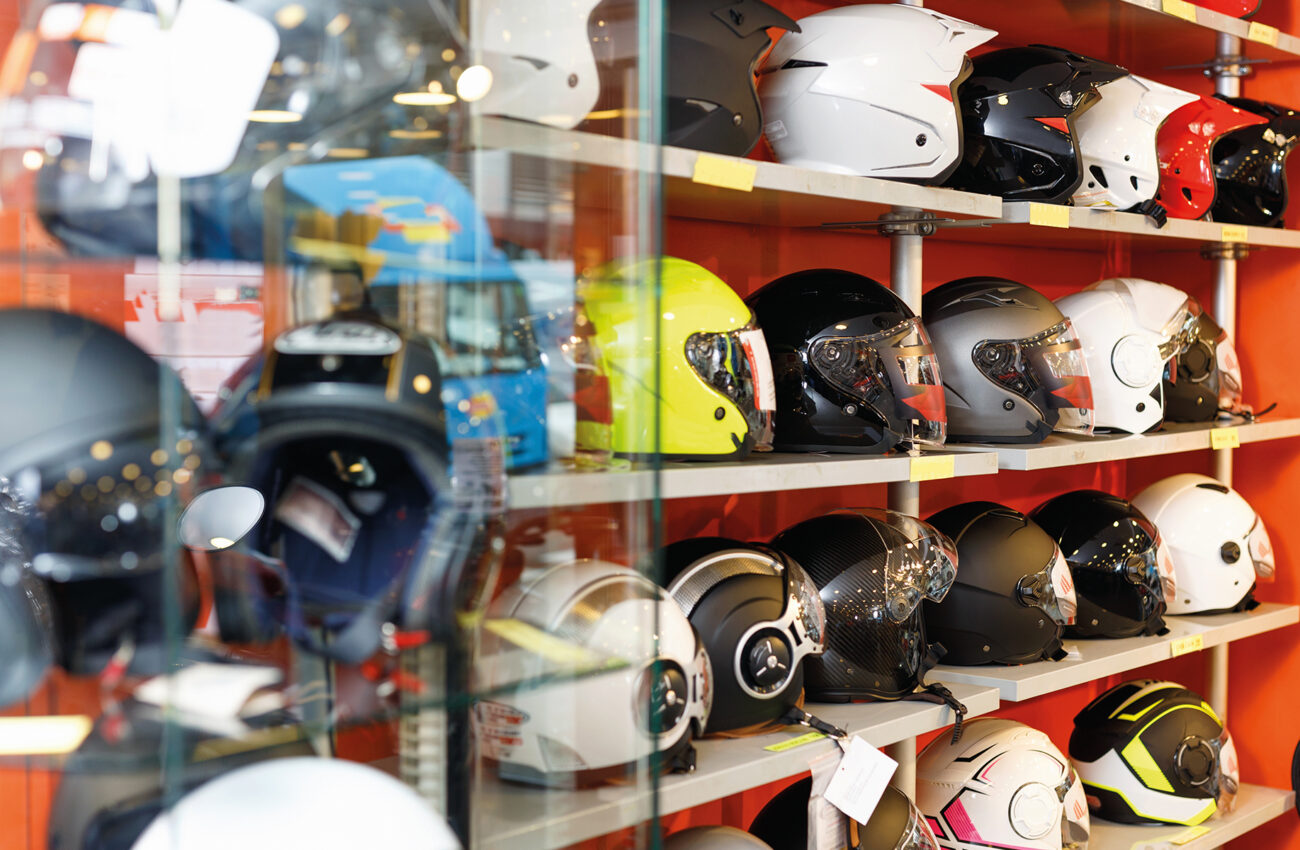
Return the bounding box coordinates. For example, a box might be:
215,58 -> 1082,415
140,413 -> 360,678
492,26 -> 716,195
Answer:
580,257 -> 775,460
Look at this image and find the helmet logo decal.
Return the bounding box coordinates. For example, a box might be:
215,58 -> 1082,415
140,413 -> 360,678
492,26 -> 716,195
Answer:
1034,116 -> 1070,134
952,289 -> 1037,310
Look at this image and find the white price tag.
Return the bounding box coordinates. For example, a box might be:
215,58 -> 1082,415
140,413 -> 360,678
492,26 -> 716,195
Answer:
807,748 -> 847,850
823,736 -> 898,826
134,662 -> 282,719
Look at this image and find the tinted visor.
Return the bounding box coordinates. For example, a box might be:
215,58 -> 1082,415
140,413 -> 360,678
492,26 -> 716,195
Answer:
1247,516 -> 1274,580
974,319 -> 1094,435
685,323 -> 776,451
1017,544 -> 1078,625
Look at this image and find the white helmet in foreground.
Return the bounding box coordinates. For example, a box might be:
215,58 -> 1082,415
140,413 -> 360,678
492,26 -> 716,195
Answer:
757,4 -> 995,181
1131,474 -> 1273,614
917,718 -> 1089,850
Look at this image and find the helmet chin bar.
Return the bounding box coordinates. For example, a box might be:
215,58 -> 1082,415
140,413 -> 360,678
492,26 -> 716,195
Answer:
732,598 -> 819,700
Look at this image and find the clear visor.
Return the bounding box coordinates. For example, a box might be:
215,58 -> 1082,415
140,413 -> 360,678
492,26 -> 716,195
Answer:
897,795 -> 942,850
1157,298 -> 1204,363
1059,767 -> 1090,850
1155,531 -> 1178,605
1016,544 -> 1078,626
808,317 -> 947,450
1247,516 -> 1275,580
1217,335 -> 1245,413
837,508 -> 959,622
787,558 -> 827,649
1177,727 -> 1239,814
684,323 -> 776,452
974,319 -> 1094,436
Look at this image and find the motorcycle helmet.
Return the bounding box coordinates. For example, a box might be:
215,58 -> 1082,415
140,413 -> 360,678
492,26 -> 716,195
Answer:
580,257 -> 775,460
1210,95 -> 1300,228
1131,474 -> 1273,614
750,776 -> 941,850
661,537 -> 826,737
1070,680 -> 1239,826
1189,0 -> 1262,15
917,718 -> 1089,850
756,5 -> 995,182
1055,277 -> 1201,434
945,45 -> 1128,204
0,308 -> 208,675
130,757 -> 461,850
923,502 -> 1076,666
1072,75 -> 1198,221
746,269 -> 946,455
0,475 -> 55,708
769,509 -> 958,702
665,827 -> 774,850
475,560 -> 711,788
207,316 -> 497,664
1156,95 -> 1267,221
0,0 -> 466,260
922,278 -> 1095,444
1030,490 -> 1172,639
1160,307 -> 1238,422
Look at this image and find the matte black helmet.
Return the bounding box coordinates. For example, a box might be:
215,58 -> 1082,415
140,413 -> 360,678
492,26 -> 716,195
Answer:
749,776 -> 941,850
923,502 -> 1076,665
1030,490 -> 1171,639
946,45 -> 1128,203
746,269 -> 946,454
1210,95 -> 1300,228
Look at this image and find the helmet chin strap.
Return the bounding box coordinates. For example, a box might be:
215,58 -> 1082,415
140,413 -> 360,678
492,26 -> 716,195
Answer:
907,643 -> 968,744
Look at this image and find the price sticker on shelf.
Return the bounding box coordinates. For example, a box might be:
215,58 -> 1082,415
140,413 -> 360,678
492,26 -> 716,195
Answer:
1162,0 -> 1199,22
1248,21 -> 1280,46
692,153 -> 757,192
1028,202 -> 1070,229
1210,427 -> 1241,449
763,730 -> 827,752
1169,634 -> 1205,657
910,454 -> 955,482
1221,223 -> 1249,243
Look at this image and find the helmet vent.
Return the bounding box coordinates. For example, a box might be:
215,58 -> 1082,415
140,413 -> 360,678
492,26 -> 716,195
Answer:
1195,482 -> 1230,494
1089,165 -> 1109,189
778,59 -> 827,71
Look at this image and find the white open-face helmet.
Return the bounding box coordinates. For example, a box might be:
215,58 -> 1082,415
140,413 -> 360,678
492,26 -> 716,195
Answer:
918,718 -> 1089,850
757,4 -> 996,181
1056,277 -> 1199,434
472,0 -> 602,128
1131,474 -> 1273,614
1072,75 -> 1198,218
475,560 -> 712,788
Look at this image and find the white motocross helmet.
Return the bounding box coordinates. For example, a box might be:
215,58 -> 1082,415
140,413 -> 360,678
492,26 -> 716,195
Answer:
756,4 -> 996,181
474,560 -> 712,788
1056,277 -> 1198,434
917,718 -> 1089,850
1072,75 -> 1198,216
472,0 -> 601,128
1131,474 -> 1274,614
131,758 -> 461,850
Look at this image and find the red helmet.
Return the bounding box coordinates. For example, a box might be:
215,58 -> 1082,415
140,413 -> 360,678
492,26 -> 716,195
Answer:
1188,0 -> 1262,17
1156,95 -> 1267,221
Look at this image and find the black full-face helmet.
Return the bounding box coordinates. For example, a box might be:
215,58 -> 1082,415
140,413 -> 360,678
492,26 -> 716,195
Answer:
1031,490 -> 1172,639
946,45 -> 1128,203
1210,95 -> 1300,228
746,269 -> 946,454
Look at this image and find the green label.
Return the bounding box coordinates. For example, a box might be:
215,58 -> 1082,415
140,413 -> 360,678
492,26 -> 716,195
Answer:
764,731 -> 828,752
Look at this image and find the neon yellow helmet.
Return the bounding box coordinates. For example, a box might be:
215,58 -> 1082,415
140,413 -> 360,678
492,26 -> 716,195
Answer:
580,257 -> 774,460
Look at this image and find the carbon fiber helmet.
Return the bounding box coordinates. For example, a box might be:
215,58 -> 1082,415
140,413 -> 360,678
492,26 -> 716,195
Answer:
1210,95 -> 1300,228
946,45 -> 1128,203
1030,490 -> 1172,639
770,509 -> 958,701
749,776 -> 940,850
746,269 -> 946,454
662,537 -> 825,737
922,278 -> 1094,444
1070,680 -> 1238,826
923,502 -> 1076,666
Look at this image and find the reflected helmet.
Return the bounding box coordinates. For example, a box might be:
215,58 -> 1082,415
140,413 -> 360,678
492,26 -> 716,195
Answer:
1030,490 -> 1172,639
945,45 -> 1128,203
917,718 -> 1089,850
662,537 -> 825,737
1131,474 -> 1272,615
1055,277 -> 1200,434
756,5 -> 995,182
475,560 -> 711,788
1070,680 -> 1239,826
0,476 -> 55,708
1156,95 -> 1267,221
923,502 -> 1076,666
581,257 -> 775,460
1072,75 -> 1198,219
1188,0 -> 1263,14
770,509 -> 958,701
750,776 -> 940,850
923,278 -> 1094,444
746,269 -> 946,454
665,827 -> 774,850
1210,95 -> 1300,228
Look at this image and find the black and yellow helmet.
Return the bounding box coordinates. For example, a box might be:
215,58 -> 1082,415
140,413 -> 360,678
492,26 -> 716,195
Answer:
1069,680 -> 1238,826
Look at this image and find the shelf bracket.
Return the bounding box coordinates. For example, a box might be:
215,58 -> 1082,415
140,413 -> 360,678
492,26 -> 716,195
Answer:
1201,243 -> 1251,261
820,210 -> 948,237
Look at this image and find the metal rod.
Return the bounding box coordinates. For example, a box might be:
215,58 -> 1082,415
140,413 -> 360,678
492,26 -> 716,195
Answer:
1215,33 -> 1243,98
887,738 -> 918,797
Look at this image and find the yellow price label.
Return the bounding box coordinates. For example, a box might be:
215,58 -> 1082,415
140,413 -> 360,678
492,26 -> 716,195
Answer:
1170,634 -> 1205,657
1169,825 -> 1212,845
764,730 -> 828,752
692,153 -> 758,192
1162,0 -> 1198,21
484,618 -> 616,669
1221,223 -> 1249,243
1210,427 -> 1241,450
1248,21 -> 1280,46
910,454 -> 956,482
1028,203 -> 1070,228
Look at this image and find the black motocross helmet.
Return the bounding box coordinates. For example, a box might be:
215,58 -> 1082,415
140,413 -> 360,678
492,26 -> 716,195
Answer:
923,502 -> 1075,665
749,776 -> 940,850
1030,490 -> 1170,639
946,45 -> 1128,203
1210,95 -> 1300,228
746,269 -> 947,454
661,537 -> 826,737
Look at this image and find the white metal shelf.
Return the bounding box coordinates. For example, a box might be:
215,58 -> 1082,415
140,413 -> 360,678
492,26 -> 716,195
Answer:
1089,783 -> 1295,850
932,603 -> 1298,702
474,682 -> 999,850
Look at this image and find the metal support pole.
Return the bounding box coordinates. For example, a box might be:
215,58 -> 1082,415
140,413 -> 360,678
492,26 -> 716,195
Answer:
886,737 -> 918,798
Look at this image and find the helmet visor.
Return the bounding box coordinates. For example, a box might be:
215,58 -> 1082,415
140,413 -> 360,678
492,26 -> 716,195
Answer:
1177,727 -> 1239,814
1247,516 -> 1274,580
836,508 -> 959,622
896,795 -> 942,850
975,319 -> 1094,436
1017,544 -> 1078,626
787,557 -> 827,649
1155,531 -> 1178,605
684,323 -> 776,452
1059,768 -> 1090,850
808,317 -> 946,449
